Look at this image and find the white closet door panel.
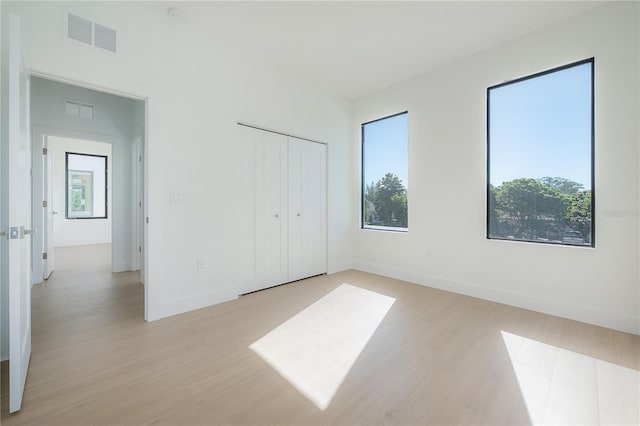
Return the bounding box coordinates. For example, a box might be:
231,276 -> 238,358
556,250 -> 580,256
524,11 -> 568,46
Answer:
288,138 -> 304,281
263,132 -> 288,287
288,138 -> 327,282
234,126 -> 260,294
301,141 -> 327,278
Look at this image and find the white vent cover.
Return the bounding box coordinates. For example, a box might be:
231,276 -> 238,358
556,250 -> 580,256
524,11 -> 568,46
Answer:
65,101 -> 94,120
94,23 -> 117,53
79,104 -> 94,120
67,13 -> 92,45
64,100 -> 80,116
65,12 -> 117,53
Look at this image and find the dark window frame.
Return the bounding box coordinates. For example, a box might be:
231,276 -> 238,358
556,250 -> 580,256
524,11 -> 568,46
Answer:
361,111 -> 409,232
65,151 -> 108,220
486,57 -> 595,247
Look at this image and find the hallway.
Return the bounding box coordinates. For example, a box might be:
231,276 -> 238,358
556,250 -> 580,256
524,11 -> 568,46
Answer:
32,244 -> 143,348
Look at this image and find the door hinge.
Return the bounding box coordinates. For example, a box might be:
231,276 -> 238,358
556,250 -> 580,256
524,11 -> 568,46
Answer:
43,200 -> 48,208
42,252 -> 48,260
43,147 -> 48,155
139,246 -> 142,253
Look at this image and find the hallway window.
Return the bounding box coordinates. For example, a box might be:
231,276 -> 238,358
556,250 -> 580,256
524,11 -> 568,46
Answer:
66,152 -> 108,219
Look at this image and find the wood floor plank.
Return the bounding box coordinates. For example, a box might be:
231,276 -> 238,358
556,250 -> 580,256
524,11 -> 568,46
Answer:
1,243 -> 638,425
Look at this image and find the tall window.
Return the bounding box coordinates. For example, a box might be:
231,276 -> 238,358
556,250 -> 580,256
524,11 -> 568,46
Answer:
487,58 -> 594,246
66,152 -> 108,219
362,112 -> 408,231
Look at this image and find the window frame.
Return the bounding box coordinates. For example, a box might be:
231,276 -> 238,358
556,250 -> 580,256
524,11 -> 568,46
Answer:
486,57 -> 595,247
361,111 -> 409,232
65,151 -> 109,220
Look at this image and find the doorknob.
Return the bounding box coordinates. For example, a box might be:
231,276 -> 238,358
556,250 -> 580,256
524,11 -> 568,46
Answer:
21,227 -> 35,237
274,214 -> 279,218
51,211 -> 58,215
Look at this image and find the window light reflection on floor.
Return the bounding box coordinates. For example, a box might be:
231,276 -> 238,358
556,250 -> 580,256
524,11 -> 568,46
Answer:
501,330 -> 639,425
250,284 -> 396,410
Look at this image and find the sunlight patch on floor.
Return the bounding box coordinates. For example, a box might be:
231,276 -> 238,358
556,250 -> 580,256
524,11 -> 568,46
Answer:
250,284 -> 396,410
501,330 -> 639,425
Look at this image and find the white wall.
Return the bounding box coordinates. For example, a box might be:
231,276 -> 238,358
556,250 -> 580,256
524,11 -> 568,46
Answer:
5,1 -> 353,321
30,76 -> 142,274
48,136 -> 112,247
353,2 -> 640,334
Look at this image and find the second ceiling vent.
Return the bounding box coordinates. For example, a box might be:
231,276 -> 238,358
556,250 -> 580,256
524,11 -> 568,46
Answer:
66,12 -> 117,53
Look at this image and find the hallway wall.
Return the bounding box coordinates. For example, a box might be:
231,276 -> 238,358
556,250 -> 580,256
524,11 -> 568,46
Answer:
48,136 -> 113,247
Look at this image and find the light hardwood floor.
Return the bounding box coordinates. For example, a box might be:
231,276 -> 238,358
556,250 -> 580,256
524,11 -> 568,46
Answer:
1,244 -> 638,425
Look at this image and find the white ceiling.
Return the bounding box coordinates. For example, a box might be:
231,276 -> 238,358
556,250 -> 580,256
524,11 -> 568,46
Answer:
153,1 -> 606,99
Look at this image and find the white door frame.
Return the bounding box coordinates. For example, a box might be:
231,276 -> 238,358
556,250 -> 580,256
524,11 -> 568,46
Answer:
44,135 -> 55,279
30,131 -> 44,285
132,140 -> 144,277
28,71 -> 150,321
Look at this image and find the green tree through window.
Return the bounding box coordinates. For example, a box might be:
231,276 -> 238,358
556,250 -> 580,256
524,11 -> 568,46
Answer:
364,173 -> 408,228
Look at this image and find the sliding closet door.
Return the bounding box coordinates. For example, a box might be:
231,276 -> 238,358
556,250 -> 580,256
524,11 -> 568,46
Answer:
288,137 -> 327,282
236,126 -> 326,294
235,127 -> 288,293
262,132 -> 289,287
235,126 -> 259,294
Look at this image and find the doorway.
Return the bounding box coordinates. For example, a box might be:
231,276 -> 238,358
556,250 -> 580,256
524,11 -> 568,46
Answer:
43,137 -> 113,277
29,76 -> 146,315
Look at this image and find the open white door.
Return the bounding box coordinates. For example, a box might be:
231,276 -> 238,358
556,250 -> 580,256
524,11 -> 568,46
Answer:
2,13 -> 33,413
44,137 -> 55,279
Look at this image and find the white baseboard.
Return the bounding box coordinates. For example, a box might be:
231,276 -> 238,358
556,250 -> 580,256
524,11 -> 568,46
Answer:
353,260 -> 639,336
55,239 -> 112,247
112,259 -> 132,273
154,288 -> 239,321
328,260 -> 352,275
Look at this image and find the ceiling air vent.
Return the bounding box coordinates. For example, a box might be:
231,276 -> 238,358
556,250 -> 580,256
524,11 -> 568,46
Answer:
67,13 -> 92,45
65,12 -> 117,53
65,101 -> 94,120
94,23 -> 117,53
